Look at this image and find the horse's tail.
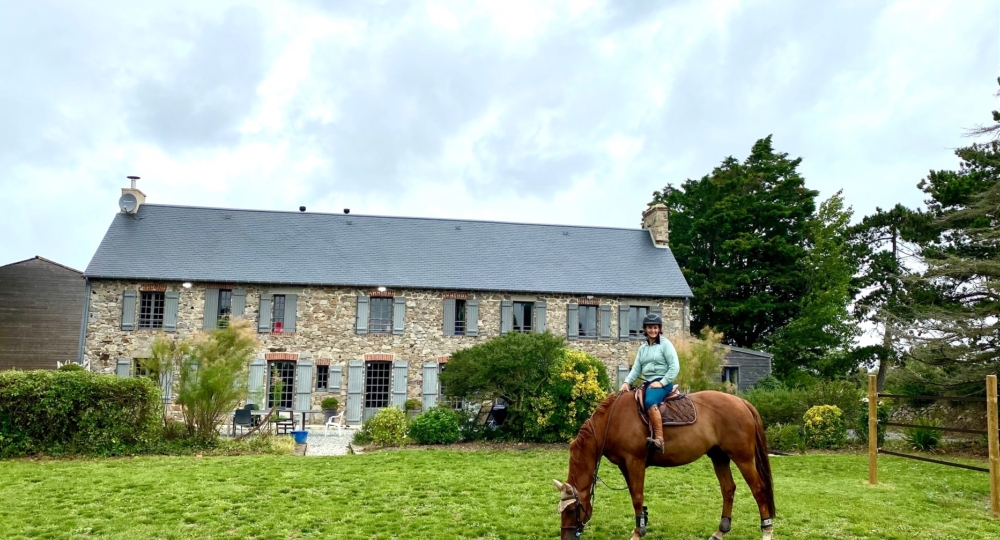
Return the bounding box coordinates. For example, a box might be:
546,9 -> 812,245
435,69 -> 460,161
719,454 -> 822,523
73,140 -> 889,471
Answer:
743,399 -> 776,518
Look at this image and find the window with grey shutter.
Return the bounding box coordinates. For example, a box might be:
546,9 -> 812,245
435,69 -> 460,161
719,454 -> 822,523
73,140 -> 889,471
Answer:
599,304 -> 612,339
163,291 -> 179,332
247,358 -> 266,407
618,303 -> 631,341
121,290 -> 136,331
466,299 -> 479,337
116,357 -> 131,377
231,288 -> 247,319
651,305 -> 662,326
295,360 -> 313,412
283,294 -> 297,333
346,361 -> 364,423
512,301 -> 533,332
329,365 -> 343,392
203,288 -> 220,331
422,361 -> 438,411
443,298 -> 456,336
258,294 -> 272,333
566,303 -> 579,341
392,297 -> 406,335
355,295 -> 369,334
160,369 -> 174,405
500,300 -> 513,335
391,360 -> 409,408
534,301 -> 547,333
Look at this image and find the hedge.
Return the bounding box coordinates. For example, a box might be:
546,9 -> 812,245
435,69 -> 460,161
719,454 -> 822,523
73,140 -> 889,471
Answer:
0,370 -> 162,457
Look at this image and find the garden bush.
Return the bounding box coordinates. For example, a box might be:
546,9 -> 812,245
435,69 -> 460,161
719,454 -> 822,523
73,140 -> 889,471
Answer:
753,374 -> 785,392
367,407 -> 408,446
404,398 -> 422,412
802,380 -> 864,426
904,417 -> 943,452
57,363 -> 86,372
765,423 -> 804,453
351,419 -> 374,445
743,386 -> 807,427
523,349 -> 611,442
409,407 -> 461,445
673,328 -> 728,393
0,369 -> 161,457
854,398 -> 891,447
321,397 -> 339,411
803,405 -> 846,449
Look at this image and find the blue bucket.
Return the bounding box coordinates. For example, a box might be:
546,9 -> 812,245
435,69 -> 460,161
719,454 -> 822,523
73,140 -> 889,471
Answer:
290,430 -> 308,444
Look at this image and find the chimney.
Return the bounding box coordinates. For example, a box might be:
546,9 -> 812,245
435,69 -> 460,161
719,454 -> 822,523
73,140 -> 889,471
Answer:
641,204 -> 670,247
120,176 -> 147,213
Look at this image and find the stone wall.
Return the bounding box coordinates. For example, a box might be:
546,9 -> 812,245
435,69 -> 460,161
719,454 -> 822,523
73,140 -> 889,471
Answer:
84,280 -> 688,419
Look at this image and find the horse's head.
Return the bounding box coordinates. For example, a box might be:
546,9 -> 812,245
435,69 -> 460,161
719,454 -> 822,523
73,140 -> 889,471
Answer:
553,479 -> 590,540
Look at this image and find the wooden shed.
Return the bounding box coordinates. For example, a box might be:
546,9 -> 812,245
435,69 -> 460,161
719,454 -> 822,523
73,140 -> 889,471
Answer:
717,345 -> 773,392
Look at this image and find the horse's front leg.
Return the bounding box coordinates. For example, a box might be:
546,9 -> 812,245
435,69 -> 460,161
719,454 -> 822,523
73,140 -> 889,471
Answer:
619,459 -> 647,540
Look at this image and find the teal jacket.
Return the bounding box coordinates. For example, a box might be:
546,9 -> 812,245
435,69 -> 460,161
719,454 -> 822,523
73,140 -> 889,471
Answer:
624,336 -> 680,387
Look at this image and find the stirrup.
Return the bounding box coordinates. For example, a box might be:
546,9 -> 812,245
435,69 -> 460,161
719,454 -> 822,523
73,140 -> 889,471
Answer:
646,437 -> 663,452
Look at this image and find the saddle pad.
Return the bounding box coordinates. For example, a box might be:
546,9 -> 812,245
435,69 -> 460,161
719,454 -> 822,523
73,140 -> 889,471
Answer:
657,396 -> 697,426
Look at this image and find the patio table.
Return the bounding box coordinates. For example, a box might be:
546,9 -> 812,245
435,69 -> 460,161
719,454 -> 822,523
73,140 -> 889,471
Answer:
295,409 -> 324,430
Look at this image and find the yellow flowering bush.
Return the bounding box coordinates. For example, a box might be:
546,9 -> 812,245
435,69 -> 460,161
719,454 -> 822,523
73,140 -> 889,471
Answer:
525,349 -> 611,442
802,405 -> 846,449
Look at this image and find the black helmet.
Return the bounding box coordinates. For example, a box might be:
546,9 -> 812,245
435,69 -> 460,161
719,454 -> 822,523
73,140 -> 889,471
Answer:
642,313 -> 662,328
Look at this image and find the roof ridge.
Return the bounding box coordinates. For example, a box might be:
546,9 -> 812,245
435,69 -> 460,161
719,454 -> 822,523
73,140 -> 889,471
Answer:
0,256 -> 83,274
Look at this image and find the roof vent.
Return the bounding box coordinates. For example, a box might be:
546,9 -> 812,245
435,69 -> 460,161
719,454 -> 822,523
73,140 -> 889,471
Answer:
562,231 -> 569,236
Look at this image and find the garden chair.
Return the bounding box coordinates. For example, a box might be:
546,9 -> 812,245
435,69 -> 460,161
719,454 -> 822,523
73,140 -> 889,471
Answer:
324,411 -> 346,437
232,408 -> 253,437
244,403 -> 261,427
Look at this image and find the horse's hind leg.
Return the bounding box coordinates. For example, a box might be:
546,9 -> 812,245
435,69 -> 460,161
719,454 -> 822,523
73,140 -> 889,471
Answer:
619,458 -> 647,540
733,456 -> 774,540
708,450 -> 736,540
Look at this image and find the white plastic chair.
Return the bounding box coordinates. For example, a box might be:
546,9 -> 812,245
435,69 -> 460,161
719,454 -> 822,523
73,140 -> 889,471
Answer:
324,411 -> 345,437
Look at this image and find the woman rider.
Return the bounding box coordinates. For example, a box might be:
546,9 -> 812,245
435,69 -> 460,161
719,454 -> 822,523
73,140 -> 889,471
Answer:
617,313 -> 679,453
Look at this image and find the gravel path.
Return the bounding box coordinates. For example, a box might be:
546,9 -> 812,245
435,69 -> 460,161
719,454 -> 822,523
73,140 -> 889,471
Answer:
302,425 -> 354,456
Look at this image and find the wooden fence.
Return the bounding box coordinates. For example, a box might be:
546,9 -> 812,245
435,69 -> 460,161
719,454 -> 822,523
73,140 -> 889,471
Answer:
867,374 -> 1000,518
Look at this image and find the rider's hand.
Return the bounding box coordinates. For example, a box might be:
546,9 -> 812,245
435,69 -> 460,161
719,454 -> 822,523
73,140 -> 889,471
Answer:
649,381 -> 663,389
619,382 -> 630,393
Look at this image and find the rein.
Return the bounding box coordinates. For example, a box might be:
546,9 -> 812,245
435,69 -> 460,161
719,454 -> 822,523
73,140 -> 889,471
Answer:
564,391 -> 627,537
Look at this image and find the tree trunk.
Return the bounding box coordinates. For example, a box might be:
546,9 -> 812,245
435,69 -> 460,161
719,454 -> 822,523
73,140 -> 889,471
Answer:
875,323 -> 892,392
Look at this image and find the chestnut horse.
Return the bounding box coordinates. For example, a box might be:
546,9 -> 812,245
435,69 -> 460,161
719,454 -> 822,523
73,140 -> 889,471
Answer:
553,390 -> 775,540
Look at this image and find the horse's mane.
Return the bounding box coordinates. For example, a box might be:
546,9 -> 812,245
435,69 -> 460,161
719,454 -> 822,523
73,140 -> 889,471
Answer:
567,392 -> 620,481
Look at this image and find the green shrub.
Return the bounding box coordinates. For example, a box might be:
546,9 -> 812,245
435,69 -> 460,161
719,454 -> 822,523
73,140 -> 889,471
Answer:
802,380 -> 864,427
753,374 -> 785,392
744,386 -> 807,427
57,363 -> 86,372
454,405 -> 494,442
854,398 -> 891,447
803,405 -> 846,449
321,397 -> 339,411
674,328 -> 728,393
351,419 -> 374,445
765,423 -> 804,453
523,349 -> 611,442
367,407 -> 408,446
0,370 -> 161,457
404,398 -> 422,412
904,417 -> 943,452
408,407 -> 461,445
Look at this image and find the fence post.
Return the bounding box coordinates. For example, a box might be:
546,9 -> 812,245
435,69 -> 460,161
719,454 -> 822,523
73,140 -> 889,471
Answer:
987,374 -> 999,519
869,374 -> 878,485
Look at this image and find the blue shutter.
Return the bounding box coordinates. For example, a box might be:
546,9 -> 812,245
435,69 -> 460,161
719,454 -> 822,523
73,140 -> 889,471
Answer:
355,295 -> 369,335
392,297 -> 406,335
599,304 -> 612,339
247,357 -> 266,407
442,298 -> 456,336
566,303 -> 579,341
258,294 -> 272,333
284,294 -> 297,333
121,290 -> 136,331
160,369 -> 174,405
500,300 -> 513,335
422,361 -> 438,411
618,303 -> 631,341
295,359 -> 313,412
466,300 -> 479,337
232,288 -> 247,318
535,301 -> 547,333
329,365 -> 343,392
163,291 -> 180,333
617,365 -> 629,388
391,360 -> 409,409
203,288 -> 220,331
346,361 -> 364,424
651,304 -> 662,328
116,357 -> 131,377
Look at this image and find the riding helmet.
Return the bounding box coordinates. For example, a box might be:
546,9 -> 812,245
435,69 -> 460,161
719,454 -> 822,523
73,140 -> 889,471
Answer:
642,313 -> 662,328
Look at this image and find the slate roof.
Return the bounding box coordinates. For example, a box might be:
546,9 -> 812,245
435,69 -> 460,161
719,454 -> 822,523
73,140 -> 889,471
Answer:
84,204 -> 693,298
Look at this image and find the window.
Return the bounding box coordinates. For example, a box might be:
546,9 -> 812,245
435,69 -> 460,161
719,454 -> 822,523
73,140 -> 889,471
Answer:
133,359 -> 152,379
439,364 -> 463,410
267,361 -> 295,409
578,305 -> 598,338
512,301 -> 533,332
271,295 -> 286,333
138,291 -> 165,329
369,297 -> 393,334
629,306 -> 649,338
364,361 -> 392,420
454,299 -> 467,335
722,366 -> 740,388
316,365 -> 329,391
217,289 -> 232,328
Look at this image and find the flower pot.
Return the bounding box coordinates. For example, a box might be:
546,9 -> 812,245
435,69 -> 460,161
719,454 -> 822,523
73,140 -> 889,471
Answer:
323,409 -> 338,423
290,430 -> 308,444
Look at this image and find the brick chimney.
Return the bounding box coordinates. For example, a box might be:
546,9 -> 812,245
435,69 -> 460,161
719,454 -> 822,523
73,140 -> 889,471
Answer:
641,204 -> 670,247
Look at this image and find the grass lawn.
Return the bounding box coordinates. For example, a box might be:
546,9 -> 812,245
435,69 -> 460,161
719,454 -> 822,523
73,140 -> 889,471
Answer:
1,448 -> 997,539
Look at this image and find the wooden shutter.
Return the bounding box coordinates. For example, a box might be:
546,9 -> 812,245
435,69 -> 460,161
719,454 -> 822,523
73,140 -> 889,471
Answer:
116,357 -> 131,377
535,301 -> 547,333
284,294 -> 297,333
203,288 -> 220,331
295,359 -> 313,411
346,360 -> 364,424
618,303 -> 631,341
163,291 -> 180,333
232,288 -> 247,318
392,297 -> 406,335
121,290 -> 136,331
247,357 -> 266,407
566,303 -> 579,341
391,360 -> 409,409
329,365 -> 343,392
160,369 -> 174,405
466,300 -> 479,337
617,365 -> 629,387
355,295 -> 369,334
599,304 -> 612,339
651,304 -> 663,323
500,300 -> 513,335
258,294 -> 272,333
442,298 -> 456,336
422,361 -> 438,411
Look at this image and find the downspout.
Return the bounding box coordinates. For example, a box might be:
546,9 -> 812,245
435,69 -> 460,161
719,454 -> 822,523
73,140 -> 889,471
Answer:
77,277 -> 91,365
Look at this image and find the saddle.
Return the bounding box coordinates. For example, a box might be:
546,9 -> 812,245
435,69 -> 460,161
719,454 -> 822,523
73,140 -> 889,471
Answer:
634,386 -> 697,427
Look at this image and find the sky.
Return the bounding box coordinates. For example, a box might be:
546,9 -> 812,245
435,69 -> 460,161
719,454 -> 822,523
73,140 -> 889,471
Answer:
1,0 -> 998,274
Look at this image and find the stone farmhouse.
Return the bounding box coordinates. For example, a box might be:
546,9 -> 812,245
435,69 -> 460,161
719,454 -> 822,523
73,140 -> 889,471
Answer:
81,183 -> 693,425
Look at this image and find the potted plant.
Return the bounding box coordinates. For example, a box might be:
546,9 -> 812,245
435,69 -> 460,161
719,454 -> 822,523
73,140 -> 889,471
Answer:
404,398 -> 422,420
321,397 -> 339,423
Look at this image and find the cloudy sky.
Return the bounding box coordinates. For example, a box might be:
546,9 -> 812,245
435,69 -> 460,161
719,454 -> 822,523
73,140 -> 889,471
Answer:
1,0 -> 997,273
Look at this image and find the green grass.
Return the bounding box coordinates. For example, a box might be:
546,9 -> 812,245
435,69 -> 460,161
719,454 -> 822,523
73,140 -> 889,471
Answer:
1,449 -> 997,539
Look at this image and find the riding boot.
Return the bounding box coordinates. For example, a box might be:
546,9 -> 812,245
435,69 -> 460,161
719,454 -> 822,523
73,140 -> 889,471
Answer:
646,406 -> 664,453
